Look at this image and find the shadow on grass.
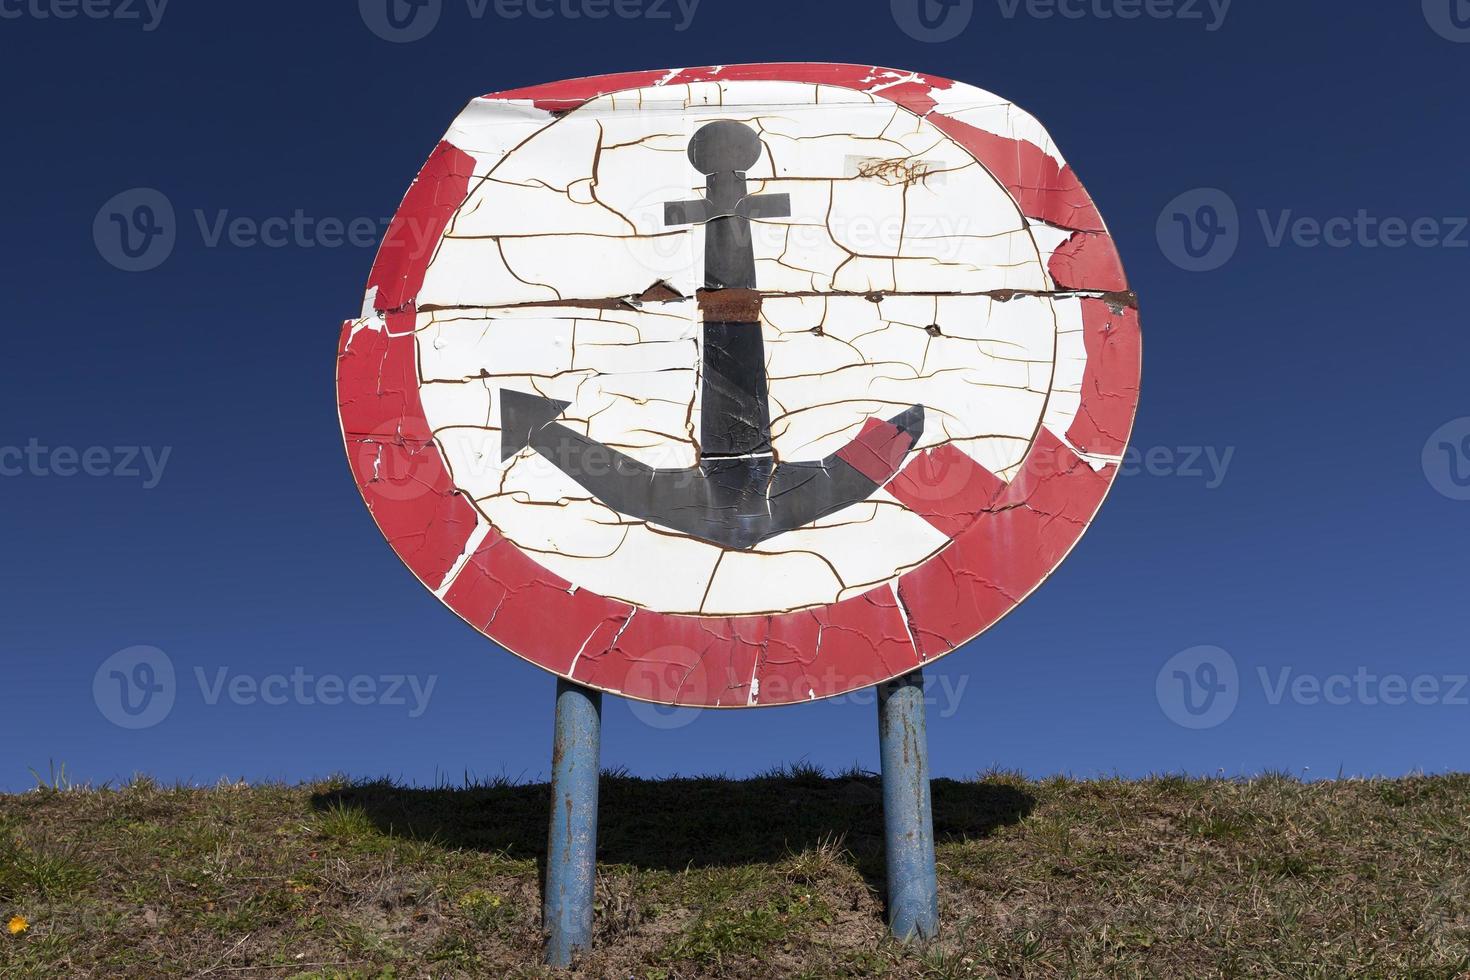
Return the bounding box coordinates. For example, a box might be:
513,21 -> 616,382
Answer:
310,767 -> 1034,879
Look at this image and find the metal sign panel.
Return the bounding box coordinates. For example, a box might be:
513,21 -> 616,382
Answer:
336,63 -> 1141,707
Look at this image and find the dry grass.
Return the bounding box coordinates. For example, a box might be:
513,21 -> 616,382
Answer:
1,768 -> 1467,978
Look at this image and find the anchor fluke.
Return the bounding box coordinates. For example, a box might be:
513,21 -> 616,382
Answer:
500,390 -> 572,461
888,404 -> 926,444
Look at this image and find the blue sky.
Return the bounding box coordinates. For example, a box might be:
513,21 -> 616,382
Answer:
2,0 -> 1468,791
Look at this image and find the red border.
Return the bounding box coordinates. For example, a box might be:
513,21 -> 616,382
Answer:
337,63 -> 1142,708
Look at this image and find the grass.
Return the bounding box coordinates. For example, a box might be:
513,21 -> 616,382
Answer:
0,768 -> 1467,977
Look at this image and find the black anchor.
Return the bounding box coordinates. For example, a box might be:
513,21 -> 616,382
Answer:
499,120 -> 925,551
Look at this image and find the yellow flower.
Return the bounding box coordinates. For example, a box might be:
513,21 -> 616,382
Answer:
7,915 -> 28,935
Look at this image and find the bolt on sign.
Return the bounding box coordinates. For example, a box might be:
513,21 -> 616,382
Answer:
337,63 -> 1142,709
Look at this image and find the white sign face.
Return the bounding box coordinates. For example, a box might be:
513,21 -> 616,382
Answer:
339,64 -> 1141,707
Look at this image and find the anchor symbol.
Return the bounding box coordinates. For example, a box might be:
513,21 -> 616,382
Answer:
499,121 -> 926,551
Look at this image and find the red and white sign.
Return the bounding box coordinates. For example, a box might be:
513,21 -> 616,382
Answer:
336,63 -> 1141,708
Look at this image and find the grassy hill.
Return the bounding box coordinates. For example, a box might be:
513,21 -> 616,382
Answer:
1,768 -> 1467,978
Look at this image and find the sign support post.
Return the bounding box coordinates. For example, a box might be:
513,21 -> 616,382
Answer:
544,678 -> 602,968
877,669 -> 939,941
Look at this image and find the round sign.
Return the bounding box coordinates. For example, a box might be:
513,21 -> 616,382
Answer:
337,63 -> 1142,707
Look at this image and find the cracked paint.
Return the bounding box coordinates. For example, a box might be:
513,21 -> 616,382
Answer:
337,63 -> 1142,708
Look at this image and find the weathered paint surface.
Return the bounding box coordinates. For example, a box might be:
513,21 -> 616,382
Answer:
877,670 -> 940,941
544,680 -> 601,967
336,63 -> 1142,707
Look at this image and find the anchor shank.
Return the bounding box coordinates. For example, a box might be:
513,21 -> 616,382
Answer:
702,172 -> 757,290
700,319 -> 772,457
695,171 -> 777,455
663,120 -> 792,460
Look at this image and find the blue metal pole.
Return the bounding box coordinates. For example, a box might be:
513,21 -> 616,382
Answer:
877,669 -> 939,941
545,679 -> 602,967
